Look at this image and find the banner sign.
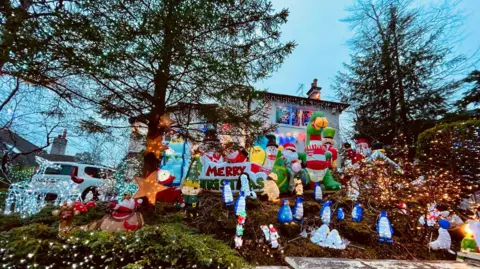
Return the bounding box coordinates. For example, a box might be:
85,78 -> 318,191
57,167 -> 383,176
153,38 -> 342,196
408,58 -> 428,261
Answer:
199,158 -> 267,191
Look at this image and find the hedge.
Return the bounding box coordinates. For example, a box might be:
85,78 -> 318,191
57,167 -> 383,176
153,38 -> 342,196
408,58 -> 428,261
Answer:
417,120 -> 480,180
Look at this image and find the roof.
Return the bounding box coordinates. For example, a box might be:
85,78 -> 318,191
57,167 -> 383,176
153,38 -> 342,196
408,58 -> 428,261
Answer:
42,154 -> 80,163
0,129 -> 44,167
263,92 -> 350,112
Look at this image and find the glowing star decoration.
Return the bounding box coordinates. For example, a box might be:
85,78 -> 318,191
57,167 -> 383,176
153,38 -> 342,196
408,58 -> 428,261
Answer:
429,220 -> 451,250
320,200 -> 332,225
133,171 -> 168,205
377,211 -> 393,243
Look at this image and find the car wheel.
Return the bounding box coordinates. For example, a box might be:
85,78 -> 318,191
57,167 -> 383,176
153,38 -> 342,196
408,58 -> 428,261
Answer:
81,187 -> 99,201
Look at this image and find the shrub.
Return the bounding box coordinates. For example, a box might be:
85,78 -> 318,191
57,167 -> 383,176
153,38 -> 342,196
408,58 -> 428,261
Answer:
0,222 -> 249,268
417,120 -> 480,181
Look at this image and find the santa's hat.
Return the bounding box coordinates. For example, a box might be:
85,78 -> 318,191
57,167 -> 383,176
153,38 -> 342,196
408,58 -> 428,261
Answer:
269,226 -> 277,233
355,138 -> 370,146
283,142 -> 296,152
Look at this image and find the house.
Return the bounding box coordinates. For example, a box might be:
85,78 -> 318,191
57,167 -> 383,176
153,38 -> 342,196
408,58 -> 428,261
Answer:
127,79 -> 349,158
0,129 -> 80,168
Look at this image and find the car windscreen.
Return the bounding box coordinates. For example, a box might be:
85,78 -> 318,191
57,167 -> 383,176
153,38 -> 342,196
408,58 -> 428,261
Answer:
44,164 -> 74,175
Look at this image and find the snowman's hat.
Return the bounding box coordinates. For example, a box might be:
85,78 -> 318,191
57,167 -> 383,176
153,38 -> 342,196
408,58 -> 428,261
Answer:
203,128 -> 220,143
265,134 -> 278,148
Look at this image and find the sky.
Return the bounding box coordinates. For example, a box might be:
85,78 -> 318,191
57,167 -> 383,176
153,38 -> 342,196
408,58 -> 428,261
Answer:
257,0 -> 480,101
49,0 -> 480,160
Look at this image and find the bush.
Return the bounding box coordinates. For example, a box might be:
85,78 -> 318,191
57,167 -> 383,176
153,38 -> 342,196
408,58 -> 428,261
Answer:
417,120 -> 480,181
0,222 -> 249,268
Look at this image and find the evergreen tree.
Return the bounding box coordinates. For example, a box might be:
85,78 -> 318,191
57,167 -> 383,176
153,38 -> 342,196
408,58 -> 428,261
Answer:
457,70 -> 480,110
333,0 -> 467,151
50,0 -> 295,176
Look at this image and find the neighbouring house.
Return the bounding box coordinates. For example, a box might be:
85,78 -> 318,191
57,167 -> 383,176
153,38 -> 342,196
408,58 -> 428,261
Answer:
0,129 -> 80,169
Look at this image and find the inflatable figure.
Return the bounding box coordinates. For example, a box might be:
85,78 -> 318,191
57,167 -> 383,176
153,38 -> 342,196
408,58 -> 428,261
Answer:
304,112 -> 341,190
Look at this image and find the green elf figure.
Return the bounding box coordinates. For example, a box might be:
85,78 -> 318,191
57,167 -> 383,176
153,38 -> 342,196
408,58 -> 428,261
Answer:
304,111 -> 341,190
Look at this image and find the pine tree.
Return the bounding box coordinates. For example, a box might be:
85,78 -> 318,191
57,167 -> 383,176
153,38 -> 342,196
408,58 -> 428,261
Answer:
333,0 -> 467,152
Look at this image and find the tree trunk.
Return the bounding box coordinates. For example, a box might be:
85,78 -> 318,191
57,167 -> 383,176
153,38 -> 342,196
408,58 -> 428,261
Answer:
390,7 -> 410,153
142,0 -> 175,177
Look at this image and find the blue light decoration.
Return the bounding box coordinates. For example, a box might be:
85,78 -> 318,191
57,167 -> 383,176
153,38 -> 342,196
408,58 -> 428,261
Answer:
279,136 -> 285,146
337,207 -> 345,221
278,199 -> 293,224
377,210 -> 393,243
352,202 -> 363,222
320,200 -> 332,225
160,141 -> 190,185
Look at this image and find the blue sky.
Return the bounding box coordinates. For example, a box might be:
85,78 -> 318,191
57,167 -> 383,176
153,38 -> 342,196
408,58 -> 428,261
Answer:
257,0 -> 480,102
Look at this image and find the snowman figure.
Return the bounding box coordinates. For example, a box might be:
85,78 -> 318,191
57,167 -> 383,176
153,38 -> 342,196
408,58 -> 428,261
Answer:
320,200 -> 332,225
293,196 -> 304,223
377,211 -> 393,243
269,224 -> 280,248
265,136 -> 278,170
352,202 -> 363,222
314,182 -> 323,202
222,181 -> 234,206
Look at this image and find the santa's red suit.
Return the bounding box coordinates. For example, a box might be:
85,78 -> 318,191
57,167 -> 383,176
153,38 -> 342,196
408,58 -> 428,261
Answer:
203,152 -> 224,163
226,150 -> 248,163
112,198 -> 142,219
324,145 -> 338,169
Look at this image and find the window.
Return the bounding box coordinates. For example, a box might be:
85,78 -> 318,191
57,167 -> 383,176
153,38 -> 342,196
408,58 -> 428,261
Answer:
276,105 -> 313,126
44,164 -> 75,175
84,167 -> 108,179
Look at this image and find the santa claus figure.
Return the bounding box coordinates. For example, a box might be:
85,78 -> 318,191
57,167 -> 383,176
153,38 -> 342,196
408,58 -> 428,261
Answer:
264,135 -> 278,170
353,138 -> 371,164
322,127 -> 338,169
282,142 -> 302,192
200,129 -> 224,164
112,193 -> 142,220
224,143 -> 249,163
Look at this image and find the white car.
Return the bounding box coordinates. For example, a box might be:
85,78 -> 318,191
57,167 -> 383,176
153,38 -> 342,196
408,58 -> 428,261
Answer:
30,162 -> 115,200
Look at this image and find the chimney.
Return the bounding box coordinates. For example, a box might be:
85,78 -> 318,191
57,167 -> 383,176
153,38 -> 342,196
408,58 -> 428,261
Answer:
50,129 -> 68,155
306,78 -> 321,100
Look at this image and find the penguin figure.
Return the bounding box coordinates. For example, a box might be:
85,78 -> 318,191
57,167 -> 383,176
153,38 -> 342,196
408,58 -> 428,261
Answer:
429,219 -> 451,250
222,181 -> 234,206
314,182 -> 323,202
278,199 -> 293,224
293,196 -> 304,223
234,192 -> 246,216
337,207 -> 345,221
352,202 -> 363,222
238,173 -> 257,200
320,200 -> 332,225
377,210 -> 393,243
